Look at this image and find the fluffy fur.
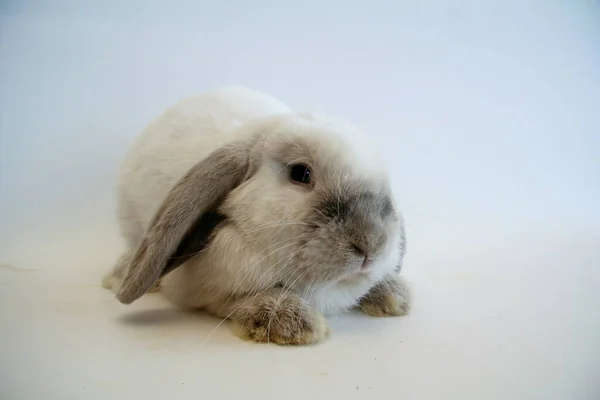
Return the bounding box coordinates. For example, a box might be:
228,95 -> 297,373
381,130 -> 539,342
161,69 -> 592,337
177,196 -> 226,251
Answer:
103,86 -> 410,345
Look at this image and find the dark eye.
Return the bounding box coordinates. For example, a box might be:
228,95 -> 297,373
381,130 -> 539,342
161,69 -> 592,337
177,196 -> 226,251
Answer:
290,164 -> 312,185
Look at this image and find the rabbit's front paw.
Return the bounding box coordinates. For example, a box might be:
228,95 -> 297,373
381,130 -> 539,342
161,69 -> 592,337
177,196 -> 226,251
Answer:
360,275 -> 411,317
232,289 -> 329,345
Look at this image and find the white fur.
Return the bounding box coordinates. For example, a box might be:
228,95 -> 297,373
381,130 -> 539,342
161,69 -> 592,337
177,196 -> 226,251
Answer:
113,86 -> 401,317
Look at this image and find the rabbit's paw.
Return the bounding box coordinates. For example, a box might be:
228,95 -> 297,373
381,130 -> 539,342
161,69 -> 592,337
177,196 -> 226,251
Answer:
232,289 -> 329,345
360,275 -> 411,317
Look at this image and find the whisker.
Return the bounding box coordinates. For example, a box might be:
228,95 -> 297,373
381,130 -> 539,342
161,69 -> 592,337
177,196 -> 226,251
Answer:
201,240 -> 315,344
261,242 -> 315,344
231,240 -> 299,293
233,238 -> 313,294
239,221 -> 311,235
200,287 -> 271,345
266,266 -> 311,344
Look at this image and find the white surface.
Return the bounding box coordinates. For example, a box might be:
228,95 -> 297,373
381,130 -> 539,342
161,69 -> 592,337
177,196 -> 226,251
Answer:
1,1 -> 599,399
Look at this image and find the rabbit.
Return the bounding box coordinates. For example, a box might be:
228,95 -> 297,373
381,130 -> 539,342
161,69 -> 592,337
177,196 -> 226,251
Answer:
103,86 -> 410,345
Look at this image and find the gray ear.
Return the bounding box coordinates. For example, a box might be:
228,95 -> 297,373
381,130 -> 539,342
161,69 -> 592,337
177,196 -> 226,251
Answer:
116,142 -> 254,304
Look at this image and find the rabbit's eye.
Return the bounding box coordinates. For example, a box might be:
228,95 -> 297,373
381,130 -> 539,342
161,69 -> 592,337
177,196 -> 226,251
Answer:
290,164 -> 312,185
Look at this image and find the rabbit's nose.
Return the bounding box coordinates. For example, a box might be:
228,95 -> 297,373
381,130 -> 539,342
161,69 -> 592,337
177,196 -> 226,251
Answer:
361,255 -> 371,269
351,244 -> 372,269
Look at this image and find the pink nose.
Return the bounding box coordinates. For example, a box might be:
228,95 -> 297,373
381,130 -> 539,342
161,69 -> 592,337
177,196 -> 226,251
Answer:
361,256 -> 371,269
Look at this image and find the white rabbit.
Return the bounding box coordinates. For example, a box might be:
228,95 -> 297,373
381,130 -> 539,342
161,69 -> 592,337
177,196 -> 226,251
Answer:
103,87 -> 410,345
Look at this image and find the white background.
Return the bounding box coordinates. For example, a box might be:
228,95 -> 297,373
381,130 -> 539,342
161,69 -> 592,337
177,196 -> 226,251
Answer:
1,1 -> 599,399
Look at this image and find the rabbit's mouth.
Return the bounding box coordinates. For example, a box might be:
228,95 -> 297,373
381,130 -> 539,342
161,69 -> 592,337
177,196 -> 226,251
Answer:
336,263 -> 374,285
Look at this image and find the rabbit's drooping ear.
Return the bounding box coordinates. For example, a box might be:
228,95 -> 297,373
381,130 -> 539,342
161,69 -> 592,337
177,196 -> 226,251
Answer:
116,142 -> 255,304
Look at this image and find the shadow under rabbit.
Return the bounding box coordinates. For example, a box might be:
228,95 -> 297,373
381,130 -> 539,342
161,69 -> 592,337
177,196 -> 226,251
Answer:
116,302 -> 408,343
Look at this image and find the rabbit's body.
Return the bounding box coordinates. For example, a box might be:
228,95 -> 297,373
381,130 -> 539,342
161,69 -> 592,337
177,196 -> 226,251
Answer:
105,87 -> 410,345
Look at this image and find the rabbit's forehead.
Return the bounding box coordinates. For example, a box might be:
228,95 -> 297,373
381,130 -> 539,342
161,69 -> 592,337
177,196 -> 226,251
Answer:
269,117 -> 387,182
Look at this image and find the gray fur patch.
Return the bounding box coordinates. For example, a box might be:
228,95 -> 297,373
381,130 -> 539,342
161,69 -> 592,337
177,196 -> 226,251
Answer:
319,191 -> 394,222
